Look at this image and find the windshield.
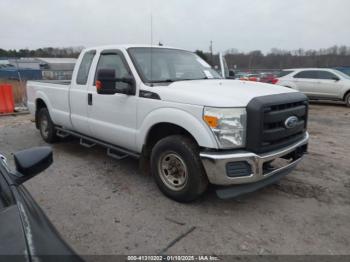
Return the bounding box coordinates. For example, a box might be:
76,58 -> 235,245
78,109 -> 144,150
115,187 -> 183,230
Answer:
128,47 -> 221,84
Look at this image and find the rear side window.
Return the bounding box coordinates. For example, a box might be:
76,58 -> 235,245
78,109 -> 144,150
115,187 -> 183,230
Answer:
76,51 -> 96,85
317,71 -> 337,80
278,70 -> 294,77
294,71 -> 318,79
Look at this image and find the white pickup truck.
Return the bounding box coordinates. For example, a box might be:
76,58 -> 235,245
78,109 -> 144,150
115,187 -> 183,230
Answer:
27,45 -> 309,202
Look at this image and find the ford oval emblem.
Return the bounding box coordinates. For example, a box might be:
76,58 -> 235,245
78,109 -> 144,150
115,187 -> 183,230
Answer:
285,116 -> 298,129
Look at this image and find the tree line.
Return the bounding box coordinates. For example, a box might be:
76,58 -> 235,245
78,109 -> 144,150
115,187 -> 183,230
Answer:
1,45 -> 350,70
0,47 -> 84,58
196,45 -> 350,70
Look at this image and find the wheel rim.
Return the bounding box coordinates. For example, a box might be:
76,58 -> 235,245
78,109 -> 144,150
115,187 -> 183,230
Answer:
158,152 -> 188,191
40,115 -> 49,139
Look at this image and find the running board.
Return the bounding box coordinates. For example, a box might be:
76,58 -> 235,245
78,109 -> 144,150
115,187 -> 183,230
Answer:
56,130 -> 70,138
107,148 -> 128,160
55,127 -> 140,159
80,138 -> 96,148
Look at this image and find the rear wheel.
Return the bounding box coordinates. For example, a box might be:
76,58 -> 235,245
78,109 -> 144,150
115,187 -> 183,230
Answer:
38,108 -> 58,143
345,93 -> 350,107
150,135 -> 208,203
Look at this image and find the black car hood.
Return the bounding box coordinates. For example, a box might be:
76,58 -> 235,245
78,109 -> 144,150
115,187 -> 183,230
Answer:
0,205 -> 28,261
13,185 -> 83,261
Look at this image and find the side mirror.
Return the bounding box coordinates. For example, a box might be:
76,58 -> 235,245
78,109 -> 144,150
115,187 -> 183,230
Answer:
11,147 -> 53,185
96,68 -> 134,95
332,76 -> 340,81
227,70 -> 236,79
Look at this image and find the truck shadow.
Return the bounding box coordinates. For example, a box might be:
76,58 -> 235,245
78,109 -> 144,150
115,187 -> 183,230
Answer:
52,136 -> 299,209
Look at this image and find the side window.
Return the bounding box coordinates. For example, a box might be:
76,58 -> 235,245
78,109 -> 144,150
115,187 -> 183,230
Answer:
294,71 -> 318,79
76,51 -> 96,85
318,71 -> 337,80
94,52 -> 132,89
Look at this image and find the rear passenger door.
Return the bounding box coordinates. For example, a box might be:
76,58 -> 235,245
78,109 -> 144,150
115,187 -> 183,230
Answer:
69,50 -> 96,136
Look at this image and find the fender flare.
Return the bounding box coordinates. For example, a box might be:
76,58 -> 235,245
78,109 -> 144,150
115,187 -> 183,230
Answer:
34,91 -> 55,121
136,108 -> 218,152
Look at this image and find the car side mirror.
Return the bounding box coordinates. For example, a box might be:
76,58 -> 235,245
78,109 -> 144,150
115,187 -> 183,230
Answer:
228,70 -> 235,79
96,68 -> 134,95
332,76 -> 340,81
11,147 -> 53,185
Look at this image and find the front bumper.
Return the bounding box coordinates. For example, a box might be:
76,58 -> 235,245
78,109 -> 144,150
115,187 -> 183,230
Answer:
200,132 -> 309,187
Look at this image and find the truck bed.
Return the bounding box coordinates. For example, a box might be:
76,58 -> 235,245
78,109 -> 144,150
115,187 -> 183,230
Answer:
26,79 -> 72,129
29,80 -> 71,85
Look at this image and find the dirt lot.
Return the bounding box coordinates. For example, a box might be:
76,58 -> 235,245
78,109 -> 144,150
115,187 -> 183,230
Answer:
0,103 -> 349,255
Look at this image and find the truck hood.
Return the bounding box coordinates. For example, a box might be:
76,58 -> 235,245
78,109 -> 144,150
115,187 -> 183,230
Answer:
154,79 -> 297,107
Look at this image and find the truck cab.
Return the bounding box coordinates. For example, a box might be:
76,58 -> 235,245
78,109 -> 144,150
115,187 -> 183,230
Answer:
27,45 -> 309,202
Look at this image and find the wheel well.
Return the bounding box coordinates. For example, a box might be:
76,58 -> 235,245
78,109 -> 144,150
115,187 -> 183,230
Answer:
142,123 -> 198,158
343,90 -> 350,101
35,99 -> 47,129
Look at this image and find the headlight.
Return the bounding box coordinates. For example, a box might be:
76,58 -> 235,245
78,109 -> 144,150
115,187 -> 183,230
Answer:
203,107 -> 246,149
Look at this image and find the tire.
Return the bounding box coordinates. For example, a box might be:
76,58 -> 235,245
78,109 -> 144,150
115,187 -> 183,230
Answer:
150,135 -> 208,203
345,93 -> 350,107
37,108 -> 58,143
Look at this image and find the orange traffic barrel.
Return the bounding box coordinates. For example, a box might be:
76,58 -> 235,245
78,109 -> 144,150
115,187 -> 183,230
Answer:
0,84 -> 15,114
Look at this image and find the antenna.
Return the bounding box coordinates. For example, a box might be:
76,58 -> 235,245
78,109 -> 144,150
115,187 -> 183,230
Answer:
151,13 -> 153,46
150,11 -> 153,86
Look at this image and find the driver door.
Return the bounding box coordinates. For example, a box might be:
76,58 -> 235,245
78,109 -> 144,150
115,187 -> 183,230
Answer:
316,70 -> 342,98
87,50 -> 138,151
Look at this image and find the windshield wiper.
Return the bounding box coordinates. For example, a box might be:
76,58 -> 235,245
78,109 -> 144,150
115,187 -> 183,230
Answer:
149,77 -> 221,85
176,77 -> 223,81
150,79 -> 175,83
179,77 -> 208,81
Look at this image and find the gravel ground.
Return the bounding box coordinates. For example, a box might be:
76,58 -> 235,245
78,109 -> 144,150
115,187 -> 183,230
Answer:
0,102 -> 349,255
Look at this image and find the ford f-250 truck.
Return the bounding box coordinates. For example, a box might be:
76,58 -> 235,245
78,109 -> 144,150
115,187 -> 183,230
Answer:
27,45 -> 309,202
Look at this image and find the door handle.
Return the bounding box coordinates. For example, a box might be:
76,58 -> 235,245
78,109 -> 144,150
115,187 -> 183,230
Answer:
88,93 -> 93,105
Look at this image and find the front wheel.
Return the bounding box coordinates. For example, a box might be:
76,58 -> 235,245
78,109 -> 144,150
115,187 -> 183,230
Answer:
345,93 -> 350,107
150,135 -> 208,203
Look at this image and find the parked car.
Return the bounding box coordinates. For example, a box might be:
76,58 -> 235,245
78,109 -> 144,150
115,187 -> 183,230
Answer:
276,68 -> 350,106
260,73 -> 278,84
239,73 -> 260,82
0,147 -> 83,261
234,72 -> 248,80
27,45 -> 309,202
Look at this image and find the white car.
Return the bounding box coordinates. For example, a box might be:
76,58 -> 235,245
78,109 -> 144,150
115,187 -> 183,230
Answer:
27,45 -> 309,202
276,68 -> 350,106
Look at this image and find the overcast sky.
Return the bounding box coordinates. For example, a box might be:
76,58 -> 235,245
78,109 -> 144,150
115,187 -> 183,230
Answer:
1,0 -> 349,53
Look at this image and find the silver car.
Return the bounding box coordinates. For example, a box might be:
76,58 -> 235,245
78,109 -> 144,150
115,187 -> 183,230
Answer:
276,68 -> 350,107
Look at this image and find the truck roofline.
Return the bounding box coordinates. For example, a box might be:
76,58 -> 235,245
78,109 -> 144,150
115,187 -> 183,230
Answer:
84,44 -> 188,52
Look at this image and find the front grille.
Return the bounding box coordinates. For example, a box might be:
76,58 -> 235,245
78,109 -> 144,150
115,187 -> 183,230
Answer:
246,93 -> 308,154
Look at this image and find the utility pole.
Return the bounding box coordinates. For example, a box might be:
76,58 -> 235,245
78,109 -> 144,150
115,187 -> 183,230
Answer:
210,40 -> 213,65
